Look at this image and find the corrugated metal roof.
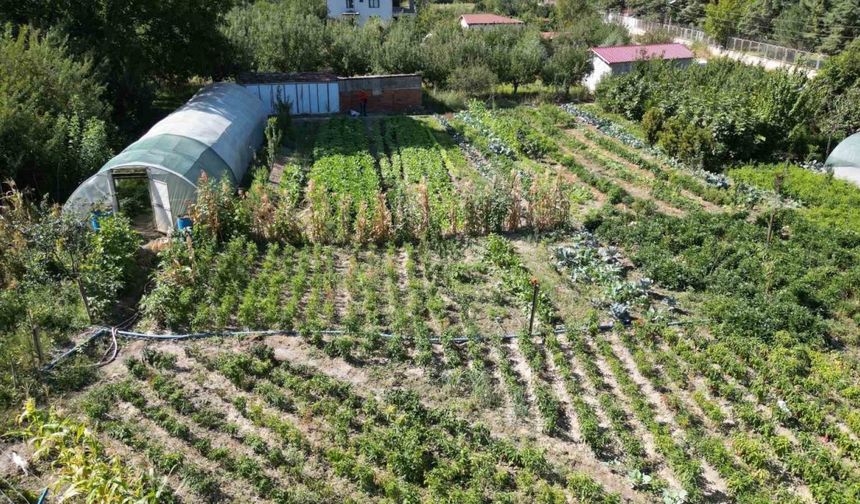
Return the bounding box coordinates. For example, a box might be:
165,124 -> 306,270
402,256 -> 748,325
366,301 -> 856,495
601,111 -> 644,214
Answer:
460,13 -> 523,25
590,44 -> 694,65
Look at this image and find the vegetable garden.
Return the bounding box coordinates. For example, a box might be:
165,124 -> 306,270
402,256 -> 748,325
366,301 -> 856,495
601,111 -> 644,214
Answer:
7,104 -> 860,504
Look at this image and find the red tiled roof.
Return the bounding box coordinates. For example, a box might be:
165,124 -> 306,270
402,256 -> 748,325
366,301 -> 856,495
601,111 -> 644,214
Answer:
590,43 -> 694,64
460,13 -> 524,26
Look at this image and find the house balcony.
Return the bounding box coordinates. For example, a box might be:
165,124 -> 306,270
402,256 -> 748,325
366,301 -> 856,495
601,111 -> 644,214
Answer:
393,1 -> 415,16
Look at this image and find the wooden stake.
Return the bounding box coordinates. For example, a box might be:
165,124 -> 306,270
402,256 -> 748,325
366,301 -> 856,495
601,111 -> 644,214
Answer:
528,277 -> 539,338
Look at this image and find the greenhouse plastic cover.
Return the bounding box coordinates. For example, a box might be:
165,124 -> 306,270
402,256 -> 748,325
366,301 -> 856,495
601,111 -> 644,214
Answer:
139,82 -> 266,182
64,82 -> 267,219
825,132 -> 860,186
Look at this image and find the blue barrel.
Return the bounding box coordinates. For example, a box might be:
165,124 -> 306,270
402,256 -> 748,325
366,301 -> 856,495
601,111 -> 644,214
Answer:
176,216 -> 193,232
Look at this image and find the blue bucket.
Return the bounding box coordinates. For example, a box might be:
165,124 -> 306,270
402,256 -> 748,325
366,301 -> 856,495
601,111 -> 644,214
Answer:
90,210 -> 111,231
176,216 -> 193,232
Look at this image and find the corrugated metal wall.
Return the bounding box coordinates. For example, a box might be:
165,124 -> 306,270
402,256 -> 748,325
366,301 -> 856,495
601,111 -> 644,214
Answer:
241,74 -> 423,116
243,82 -> 340,116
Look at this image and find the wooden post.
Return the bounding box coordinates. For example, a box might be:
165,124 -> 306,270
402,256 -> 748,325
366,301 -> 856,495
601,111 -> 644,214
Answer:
32,325 -> 44,365
528,277 -> 539,338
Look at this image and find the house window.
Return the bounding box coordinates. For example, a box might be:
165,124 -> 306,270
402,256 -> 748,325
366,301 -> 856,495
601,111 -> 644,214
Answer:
346,0 -> 354,9
369,0 -> 379,6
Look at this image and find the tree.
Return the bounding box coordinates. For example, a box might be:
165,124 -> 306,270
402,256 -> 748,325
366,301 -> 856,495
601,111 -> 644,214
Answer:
820,86 -> 860,154
223,3 -> 327,73
541,41 -> 592,97
0,25 -> 113,200
482,27 -> 519,89
374,18 -> 424,74
448,64 -> 499,97
556,0 -> 596,28
327,20 -> 382,77
821,0 -> 860,54
509,32 -> 546,94
5,0 -> 234,130
809,38 -> 860,148
564,13 -> 631,47
420,25 -> 476,87
703,0 -> 748,46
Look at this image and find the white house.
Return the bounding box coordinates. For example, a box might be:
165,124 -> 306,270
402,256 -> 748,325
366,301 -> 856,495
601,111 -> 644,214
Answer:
584,43 -> 694,91
328,0 -> 415,25
459,13 -> 524,29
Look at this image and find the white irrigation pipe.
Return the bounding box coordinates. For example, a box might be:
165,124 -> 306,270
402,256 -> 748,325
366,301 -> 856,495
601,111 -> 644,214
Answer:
41,316 -> 703,374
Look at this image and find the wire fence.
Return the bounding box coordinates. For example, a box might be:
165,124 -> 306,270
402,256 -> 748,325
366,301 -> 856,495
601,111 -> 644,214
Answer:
604,12 -> 827,71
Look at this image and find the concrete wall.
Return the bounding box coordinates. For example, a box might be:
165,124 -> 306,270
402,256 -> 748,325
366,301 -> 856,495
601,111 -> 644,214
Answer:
328,0 -> 393,25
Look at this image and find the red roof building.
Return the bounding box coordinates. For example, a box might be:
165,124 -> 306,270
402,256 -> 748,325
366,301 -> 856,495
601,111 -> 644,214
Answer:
460,13 -> 524,29
590,43 -> 695,65
585,43 -> 695,91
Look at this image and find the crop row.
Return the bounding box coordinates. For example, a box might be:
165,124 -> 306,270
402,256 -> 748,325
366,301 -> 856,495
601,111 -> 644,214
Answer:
566,203 -> 860,501
189,343 -> 621,503
482,234 -> 702,500
617,324 -> 808,503
547,227 -> 811,502
87,362 -> 336,504
577,126 -> 732,207
516,106 -> 702,213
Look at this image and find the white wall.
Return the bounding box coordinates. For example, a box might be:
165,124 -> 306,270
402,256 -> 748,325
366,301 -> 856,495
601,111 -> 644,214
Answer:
328,0 -> 393,25
242,82 -> 341,116
584,56 -> 612,92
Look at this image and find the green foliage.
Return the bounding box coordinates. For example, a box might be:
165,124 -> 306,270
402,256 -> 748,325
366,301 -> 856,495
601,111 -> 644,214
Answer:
327,20 -> 381,76
703,0 -> 748,46
729,163 -> 860,234
6,0 -> 232,134
509,31 -> 547,94
591,206 -> 859,345
596,59 -> 815,170
447,64 -> 499,97
11,399 -> 171,502
632,0 -> 859,54
84,214 -> 141,318
540,38 -> 593,97
0,24 -> 112,199
223,1 -> 327,72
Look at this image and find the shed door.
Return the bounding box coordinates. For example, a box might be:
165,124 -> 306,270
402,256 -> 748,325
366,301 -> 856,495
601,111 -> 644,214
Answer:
149,179 -> 173,233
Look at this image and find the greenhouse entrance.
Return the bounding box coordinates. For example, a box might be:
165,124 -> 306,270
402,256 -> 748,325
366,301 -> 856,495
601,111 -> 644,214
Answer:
112,169 -> 169,238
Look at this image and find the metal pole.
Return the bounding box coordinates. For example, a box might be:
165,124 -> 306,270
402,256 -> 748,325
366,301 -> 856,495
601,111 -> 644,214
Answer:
528,277 -> 539,338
